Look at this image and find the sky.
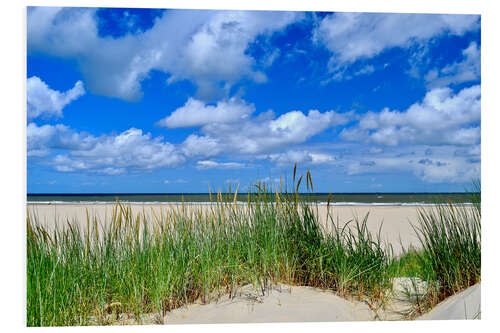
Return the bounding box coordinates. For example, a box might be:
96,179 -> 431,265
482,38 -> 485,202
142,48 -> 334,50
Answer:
26,7 -> 481,193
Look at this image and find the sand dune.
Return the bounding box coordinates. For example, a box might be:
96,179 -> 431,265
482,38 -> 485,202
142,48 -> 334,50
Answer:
94,281 -> 480,324
164,282 -> 481,324
164,284 -> 374,324
417,284 -> 481,320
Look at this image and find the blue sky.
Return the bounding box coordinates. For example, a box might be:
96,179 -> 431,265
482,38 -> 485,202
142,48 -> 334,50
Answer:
26,7 -> 481,193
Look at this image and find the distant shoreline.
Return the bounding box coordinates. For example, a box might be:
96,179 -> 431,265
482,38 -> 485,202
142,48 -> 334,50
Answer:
26,201 -> 474,206
26,192 -> 475,205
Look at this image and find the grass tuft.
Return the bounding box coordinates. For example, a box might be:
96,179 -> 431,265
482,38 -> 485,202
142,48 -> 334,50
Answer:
409,181 -> 481,312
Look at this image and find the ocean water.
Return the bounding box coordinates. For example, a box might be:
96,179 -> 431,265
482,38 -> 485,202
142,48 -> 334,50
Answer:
26,193 -> 474,206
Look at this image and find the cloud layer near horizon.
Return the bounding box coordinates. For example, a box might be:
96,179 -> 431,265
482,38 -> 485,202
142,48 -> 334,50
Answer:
27,79 -> 481,183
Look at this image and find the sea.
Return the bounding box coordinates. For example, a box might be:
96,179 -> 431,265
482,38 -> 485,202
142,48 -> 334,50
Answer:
26,193 -> 475,206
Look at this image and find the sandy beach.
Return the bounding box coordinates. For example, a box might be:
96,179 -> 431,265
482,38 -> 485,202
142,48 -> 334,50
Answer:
27,202 -> 480,323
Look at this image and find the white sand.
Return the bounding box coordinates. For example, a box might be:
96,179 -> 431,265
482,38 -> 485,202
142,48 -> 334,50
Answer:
163,281 -> 481,323
163,284 -> 374,324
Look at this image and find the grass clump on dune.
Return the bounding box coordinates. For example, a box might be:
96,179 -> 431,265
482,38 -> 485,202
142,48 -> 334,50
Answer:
388,182 -> 481,316
27,166 -> 392,326
411,182 -> 481,307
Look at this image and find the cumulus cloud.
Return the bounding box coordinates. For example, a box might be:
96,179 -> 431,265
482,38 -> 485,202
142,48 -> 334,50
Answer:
28,124 -> 185,174
27,76 -> 85,120
58,128 -> 185,173
425,42 -> 480,87
27,123 -> 95,157
313,12 -> 479,77
28,90 -> 351,175
28,7 -> 99,57
269,110 -> 338,142
157,97 -> 254,128
340,85 -> 480,146
27,7 -> 302,101
335,83 -> 481,184
181,134 -> 224,158
158,98 -> 353,157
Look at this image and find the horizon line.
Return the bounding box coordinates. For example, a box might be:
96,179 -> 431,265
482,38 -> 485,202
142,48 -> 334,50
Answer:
27,191 -> 475,195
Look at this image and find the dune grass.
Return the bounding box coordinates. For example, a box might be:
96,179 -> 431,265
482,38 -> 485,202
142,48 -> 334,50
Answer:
26,168 -> 481,326
27,169 -> 392,326
386,182 -> 481,316
410,182 -> 481,309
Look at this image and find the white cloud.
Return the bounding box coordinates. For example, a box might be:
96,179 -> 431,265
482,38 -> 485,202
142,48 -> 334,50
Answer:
196,160 -> 246,169
27,76 -> 85,120
181,134 -> 223,158
344,144 -> 480,183
265,150 -> 335,166
61,128 -> 185,172
313,12 -> 479,77
28,7 -> 302,101
27,123 -> 95,157
340,85 -> 480,146
335,83 -> 481,184
28,91 -> 351,174
406,44 -> 431,79
52,155 -> 127,175
257,176 -> 281,184
425,42 -> 480,87
157,97 -> 254,128
28,124 -> 185,174
310,153 -> 335,164
161,98 -> 353,157
27,7 -> 99,57
249,140 -> 480,184
167,10 -> 301,99
269,110 -> 337,142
